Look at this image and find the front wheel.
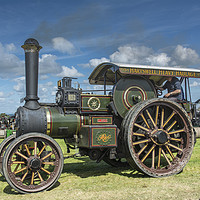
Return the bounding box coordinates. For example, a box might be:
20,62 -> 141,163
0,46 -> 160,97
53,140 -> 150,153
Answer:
0,134 -> 16,175
123,98 -> 194,177
3,133 -> 63,193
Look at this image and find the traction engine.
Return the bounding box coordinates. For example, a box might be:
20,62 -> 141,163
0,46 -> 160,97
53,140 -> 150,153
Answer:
0,38 -> 195,193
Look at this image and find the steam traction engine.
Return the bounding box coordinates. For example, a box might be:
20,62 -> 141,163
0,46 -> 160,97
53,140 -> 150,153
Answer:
0,38 -> 199,193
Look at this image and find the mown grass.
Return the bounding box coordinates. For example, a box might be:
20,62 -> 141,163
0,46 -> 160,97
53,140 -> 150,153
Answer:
0,138 -> 199,200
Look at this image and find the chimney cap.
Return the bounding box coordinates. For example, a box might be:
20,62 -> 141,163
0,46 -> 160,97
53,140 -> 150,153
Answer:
24,38 -> 39,46
22,38 -> 42,51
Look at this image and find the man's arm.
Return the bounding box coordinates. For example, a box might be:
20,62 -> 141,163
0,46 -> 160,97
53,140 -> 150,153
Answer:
164,89 -> 181,98
164,78 -> 181,98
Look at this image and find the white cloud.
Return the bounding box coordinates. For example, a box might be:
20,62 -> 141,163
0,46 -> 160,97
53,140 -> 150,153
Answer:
78,63 -> 90,68
89,57 -> 110,68
40,75 -> 49,80
0,43 -> 24,77
86,44 -> 200,69
56,66 -> 84,77
13,76 -> 25,94
52,37 -> 76,54
5,43 -> 16,52
51,86 -> 58,96
39,54 -> 61,74
174,45 -> 199,65
146,53 -> 171,66
110,45 -> 153,64
0,92 -> 4,97
38,82 -> 56,102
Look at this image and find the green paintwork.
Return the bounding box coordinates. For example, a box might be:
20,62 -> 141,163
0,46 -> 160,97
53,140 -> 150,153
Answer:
92,127 -> 116,146
78,125 -> 117,148
113,76 -> 157,118
81,115 -> 90,125
48,107 -> 80,139
81,94 -> 111,113
78,126 -> 90,147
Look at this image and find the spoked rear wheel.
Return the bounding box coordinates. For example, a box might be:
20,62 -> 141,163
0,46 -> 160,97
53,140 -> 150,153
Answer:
123,98 -> 194,177
3,133 -> 63,193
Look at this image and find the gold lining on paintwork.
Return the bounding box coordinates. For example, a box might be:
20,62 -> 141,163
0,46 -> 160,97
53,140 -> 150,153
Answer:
46,108 -> 51,135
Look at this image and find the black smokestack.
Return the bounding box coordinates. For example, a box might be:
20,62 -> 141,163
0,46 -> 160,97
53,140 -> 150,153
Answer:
21,38 -> 42,110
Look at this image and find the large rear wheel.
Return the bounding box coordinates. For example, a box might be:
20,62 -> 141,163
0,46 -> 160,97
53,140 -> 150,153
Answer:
3,133 -> 63,193
123,98 -> 194,177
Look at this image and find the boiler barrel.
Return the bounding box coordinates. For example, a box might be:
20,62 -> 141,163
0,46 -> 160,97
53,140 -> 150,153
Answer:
45,107 -> 80,139
16,106 -> 80,140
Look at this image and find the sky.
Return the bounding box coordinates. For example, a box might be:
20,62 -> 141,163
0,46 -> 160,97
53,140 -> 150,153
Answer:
1,0 -> 200,113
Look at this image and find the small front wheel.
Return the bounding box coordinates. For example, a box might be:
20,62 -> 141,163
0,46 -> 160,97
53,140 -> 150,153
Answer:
0,134 -> 16,175
3,133 -> 63,193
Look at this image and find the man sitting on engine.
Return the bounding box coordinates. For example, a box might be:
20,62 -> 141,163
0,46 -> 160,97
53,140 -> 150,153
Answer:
161,76 -> 182,101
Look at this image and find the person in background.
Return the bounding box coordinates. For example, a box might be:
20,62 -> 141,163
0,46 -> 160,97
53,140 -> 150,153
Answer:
161,76 -> 182,101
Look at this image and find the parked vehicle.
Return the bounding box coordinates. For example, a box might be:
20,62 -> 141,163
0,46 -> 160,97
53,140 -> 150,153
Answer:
0,38 -> 199,193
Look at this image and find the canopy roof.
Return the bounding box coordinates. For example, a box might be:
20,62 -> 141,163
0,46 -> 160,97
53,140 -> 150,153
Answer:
88,62 -> 200,86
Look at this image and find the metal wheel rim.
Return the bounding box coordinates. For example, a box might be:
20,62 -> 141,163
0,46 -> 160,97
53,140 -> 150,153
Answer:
3,133 -> 63,193
125,99 -> 194,177
0,134 -> 16,175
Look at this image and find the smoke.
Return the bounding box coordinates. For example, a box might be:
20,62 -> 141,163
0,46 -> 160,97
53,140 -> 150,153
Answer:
32,4 -> 107,44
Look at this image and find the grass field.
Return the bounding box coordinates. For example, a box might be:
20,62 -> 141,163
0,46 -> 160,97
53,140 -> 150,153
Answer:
0,138 -> 199,200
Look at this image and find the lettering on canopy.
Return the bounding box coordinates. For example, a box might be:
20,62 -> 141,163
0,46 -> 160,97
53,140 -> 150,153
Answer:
119,67 -> 200,78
